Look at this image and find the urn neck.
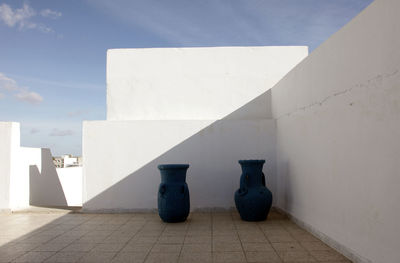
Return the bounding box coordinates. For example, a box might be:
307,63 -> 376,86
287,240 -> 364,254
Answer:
239,160 -> 265,187
158,164 -> 189,183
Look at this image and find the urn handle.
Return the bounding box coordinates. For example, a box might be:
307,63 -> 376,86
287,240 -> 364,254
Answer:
159,184 -> 166,196
239,173 -> 249,196
262,172 -> 266,187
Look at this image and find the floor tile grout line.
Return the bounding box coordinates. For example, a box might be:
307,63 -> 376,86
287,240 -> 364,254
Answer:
285,223 -> 320,262
142,216 -> 167,263
257,218 -> 284,263
177,215 -> 191,262
231,211 -> 248,263
11,214 -> 96,263
72,214 -> 128,262
107,214 -> 150,262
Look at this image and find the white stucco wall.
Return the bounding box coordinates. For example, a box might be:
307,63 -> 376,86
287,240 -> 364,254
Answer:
84,46 -> 307,211
271,0 -> 400,262
57,167 -> 82,207
0,122 -> 19,211
0,122 -> 82,210
107,46 -> 307,120
10,147 -> 41,210
83,119 -> 276,211
30,148 -> 82,208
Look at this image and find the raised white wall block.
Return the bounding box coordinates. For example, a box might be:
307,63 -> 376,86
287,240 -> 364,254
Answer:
271,0 -> 400,262
107,46 -> 308,120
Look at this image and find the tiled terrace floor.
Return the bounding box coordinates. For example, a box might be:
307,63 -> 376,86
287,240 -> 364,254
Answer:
0,210 -> 351,263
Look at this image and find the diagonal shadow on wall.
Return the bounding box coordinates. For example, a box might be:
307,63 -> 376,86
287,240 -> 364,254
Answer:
83,90 -> 277,212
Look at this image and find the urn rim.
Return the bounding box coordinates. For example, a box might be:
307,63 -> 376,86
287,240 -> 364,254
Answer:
238,159 -> 265,165
158,164 -> 190,170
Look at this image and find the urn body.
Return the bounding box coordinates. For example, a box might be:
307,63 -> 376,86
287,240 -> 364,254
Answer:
234,160 -> 272,221
157,164 -> 190,223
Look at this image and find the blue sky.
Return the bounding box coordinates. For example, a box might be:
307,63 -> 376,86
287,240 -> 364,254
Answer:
0,0 -> 373,156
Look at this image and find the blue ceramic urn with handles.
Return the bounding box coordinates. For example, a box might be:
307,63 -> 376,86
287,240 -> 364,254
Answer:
157,164 -> 190,223
234,160 -> 272,221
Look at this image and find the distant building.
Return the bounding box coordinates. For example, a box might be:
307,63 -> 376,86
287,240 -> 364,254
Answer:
53,154 -> 82,168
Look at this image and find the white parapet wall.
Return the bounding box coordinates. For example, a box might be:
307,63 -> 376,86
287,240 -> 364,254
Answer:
0,122 -> 20,211
29,148 -> 83,208
0,122 -> 82,211
83,119 -> 276,211
271,0 -> 400,262
84,46 -> 308,211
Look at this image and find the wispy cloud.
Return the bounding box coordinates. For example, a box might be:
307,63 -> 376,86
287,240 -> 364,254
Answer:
0,72 -> 44,105
14,90 -> 43,104
40,9 -> 62,19
0,72 -> 18,91
0,3 -> 61,33
49,129 -> 74,137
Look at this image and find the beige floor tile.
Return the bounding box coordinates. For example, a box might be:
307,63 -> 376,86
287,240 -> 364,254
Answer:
136,231 -> 163,237
33,243 -> 71,252
1,242 -> 40,252
111,252 -> 147,263
84,230 -> 114,237
44,252 -> 87,263
50,236 -> 80,244
62,243 -> 96,252
78,251 -> 116,263
213,235 -> 240,242
300,241 -> 332,251
271,242 -> 305,252
178,252 -> 212,263
0,250 -> 27,262
213,251 -> 246,262
181,243 -> 211,253
145,252 -> 179,263
157,235 -> 185,244
92,242 -> 126,252
308,250 -> 348,262
278,251 -> 316,262
150,243 -> 182,253
77,235 -> 108,243
184,235 -> 211,244
19,235 -> 55,244
267,235 -> 297,243
122,243 -> 153,253
131,236 -> 158,243
186,230 -> 212,236
242,242 -> 274,252
246,251 -> 282,262
213,241 -> 243,252
239,234 -> 268,242
263,228 -> 290,236
14,251 -> 56,262
292,233 -> 319,242
102,235 -> 132,243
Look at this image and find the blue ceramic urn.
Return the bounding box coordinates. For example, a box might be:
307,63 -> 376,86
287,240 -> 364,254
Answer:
234,160 -> 272,221
157,164 -> 190,223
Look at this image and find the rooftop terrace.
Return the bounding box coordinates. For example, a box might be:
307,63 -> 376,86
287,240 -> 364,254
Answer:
0,210 -> 350,263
